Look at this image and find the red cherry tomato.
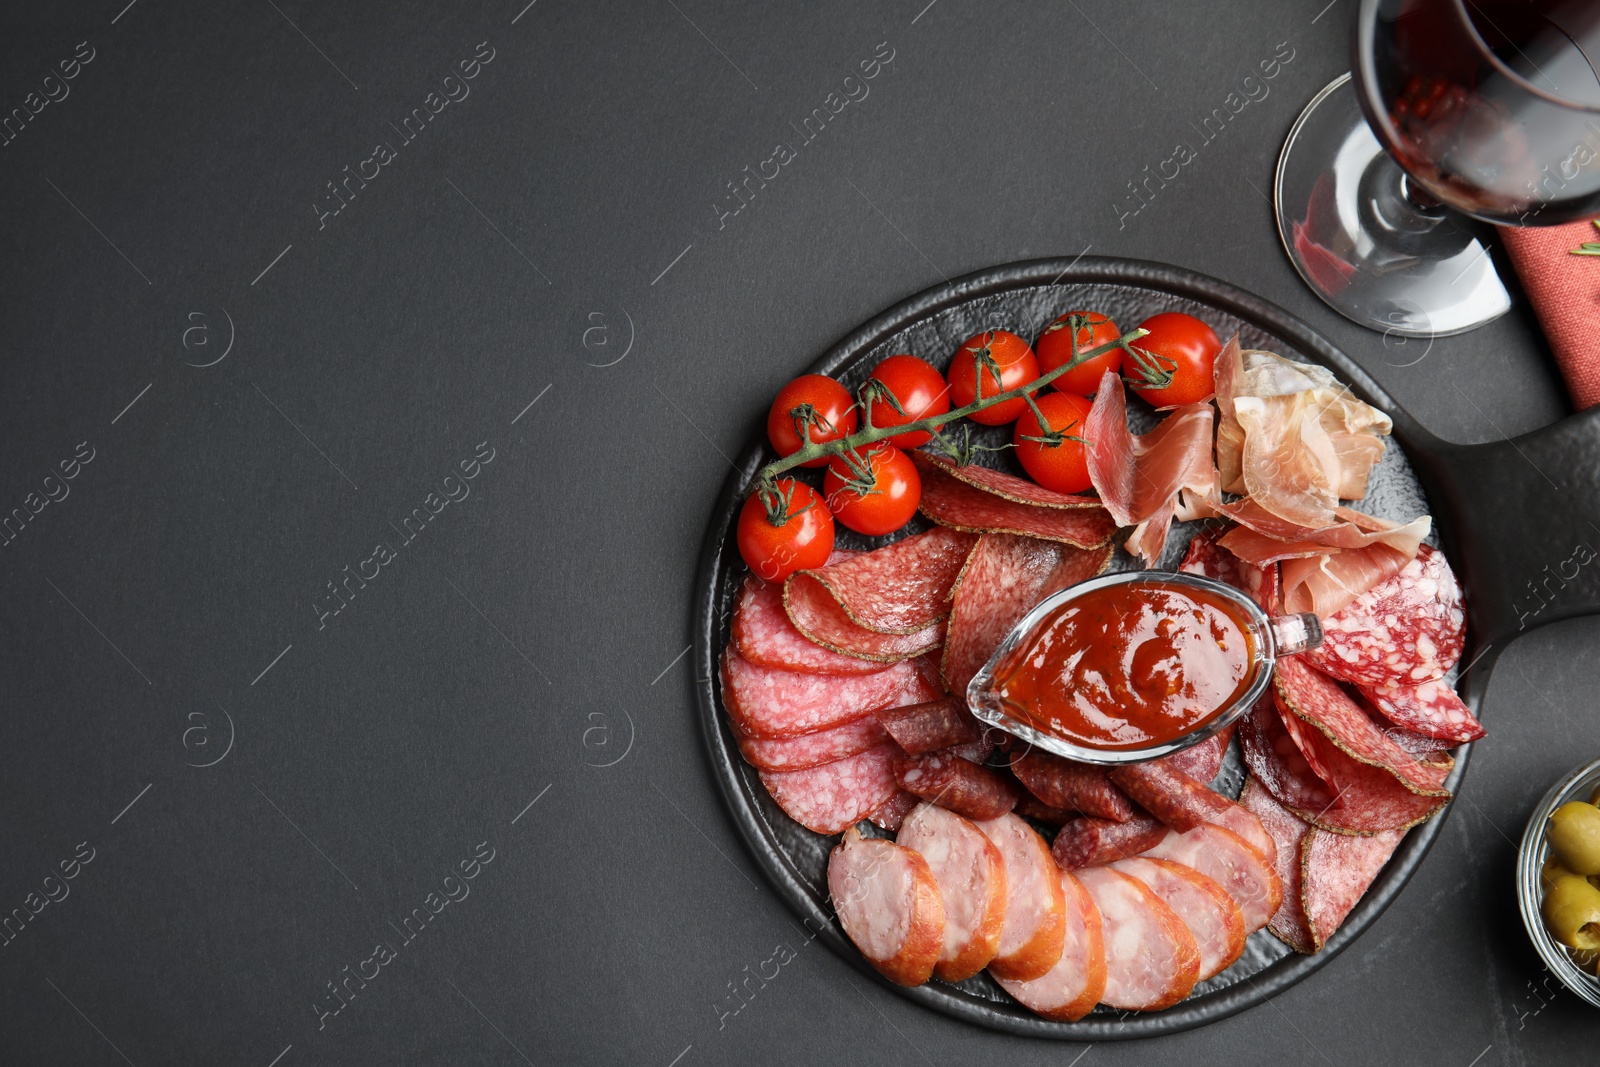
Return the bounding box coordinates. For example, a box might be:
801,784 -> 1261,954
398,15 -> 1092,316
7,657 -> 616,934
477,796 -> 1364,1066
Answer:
823,446 -> 922,536
1013,392 -> 1095,494
1123,312 -> 1222,408
737,478 -> 834,582
947,330 -> 1040,425
865,354 -> 950,448
766,374 -> 859,467
1035,311 -> 1122,397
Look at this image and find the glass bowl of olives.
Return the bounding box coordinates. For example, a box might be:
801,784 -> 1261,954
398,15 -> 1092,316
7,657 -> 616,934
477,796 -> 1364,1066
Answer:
1518,757 -> 1600,1008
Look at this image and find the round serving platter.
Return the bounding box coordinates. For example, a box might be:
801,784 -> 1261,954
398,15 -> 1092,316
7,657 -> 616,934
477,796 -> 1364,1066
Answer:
691,257 -> 1473,1039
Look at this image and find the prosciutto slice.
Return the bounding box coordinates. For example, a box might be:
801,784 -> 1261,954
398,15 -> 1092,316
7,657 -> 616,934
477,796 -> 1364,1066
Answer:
1214,340 -> 1393,526
1085,370 -> 1216,566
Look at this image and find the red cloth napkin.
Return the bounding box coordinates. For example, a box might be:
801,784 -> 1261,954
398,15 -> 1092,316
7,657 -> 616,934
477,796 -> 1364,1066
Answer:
1499,218 -> 1600,410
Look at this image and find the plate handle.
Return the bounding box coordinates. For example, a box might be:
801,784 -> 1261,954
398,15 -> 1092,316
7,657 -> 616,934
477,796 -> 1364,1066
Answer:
1412,407 -> 1600,653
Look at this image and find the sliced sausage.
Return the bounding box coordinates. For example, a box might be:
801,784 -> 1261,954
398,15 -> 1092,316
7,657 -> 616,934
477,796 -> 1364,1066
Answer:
974,812 -> 1067,981
736,714 -> 889,772
1145,825 -> 1283,934
875,697 -> 983,755
896,803 -> 1007,981
759,743 -> 902,835
1010,750 -> 1135,821
1111,857 -> 1246,981
1108,761 -> 1277,863
895,752 -> 1019,821
1076,865 -> 1201,1011
1052,814 -> 1168,870
995,870 -> 1107,1021
721,648 -> 933,739
731,575 -> 882,674
828,828 -> 946,986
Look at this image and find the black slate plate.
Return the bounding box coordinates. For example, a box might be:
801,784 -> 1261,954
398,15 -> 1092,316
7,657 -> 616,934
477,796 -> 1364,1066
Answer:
691,257 -> 1600,1039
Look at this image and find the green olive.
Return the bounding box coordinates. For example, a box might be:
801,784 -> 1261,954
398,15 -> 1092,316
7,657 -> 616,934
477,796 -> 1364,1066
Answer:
1543,875 -> 1600,950
1544,855 -> 1578,892
1547,801 -> 1600,875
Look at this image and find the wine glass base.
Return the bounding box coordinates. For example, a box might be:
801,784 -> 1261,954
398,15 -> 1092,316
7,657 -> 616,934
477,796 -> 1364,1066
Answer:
1273,73 -> 1511,338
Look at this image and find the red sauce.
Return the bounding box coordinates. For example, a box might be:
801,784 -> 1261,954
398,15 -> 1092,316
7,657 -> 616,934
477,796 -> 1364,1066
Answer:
991,580 -> 1257,751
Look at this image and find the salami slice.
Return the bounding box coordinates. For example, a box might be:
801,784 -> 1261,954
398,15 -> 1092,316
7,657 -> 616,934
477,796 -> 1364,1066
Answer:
868,790 -> 921,832
1010,750 -> 1135,821
874,697 -> 982,755
1359,678 -> 1485,743
942,533 -> 1112,699
1052,813 -> 1169,870
1014,792 -> 1075,827
975,812 -> 1068,981
1159,726 -> 1233,785
1239,778 -> 1316,954
1111,857 -> 1247,981
1304,544 -> 1465,686
1076,865 -> 1201,1011
1275,657 -> 1451,794
896,803 -> 1008,982
732,576 -> 883,674
721,648 -> 932,739
1268,712 -> 1448,836
828,828 -> 946,986
1108,762 -> 1275,862
1180,528 -> 1276,610
1384,727 -> 1456,761
737,713 -> 890,771
1301,824 -> 1405,951
760,742 -> 905,834
783,575 -> 946,663
995,870 -> 1107,1021
912,452 -> 1118,549
789,527 -> 976,635
1238,694 -> 1337,814
895,752 -> 1020,821
1145,825 -> 1282,933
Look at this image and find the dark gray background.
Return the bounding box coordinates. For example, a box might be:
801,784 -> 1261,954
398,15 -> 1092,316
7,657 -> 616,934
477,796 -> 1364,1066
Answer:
0,1 -> 1592,1064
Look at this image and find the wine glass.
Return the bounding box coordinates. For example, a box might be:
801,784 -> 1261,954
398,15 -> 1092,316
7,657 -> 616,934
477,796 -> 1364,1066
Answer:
1275,0 -> 1600,337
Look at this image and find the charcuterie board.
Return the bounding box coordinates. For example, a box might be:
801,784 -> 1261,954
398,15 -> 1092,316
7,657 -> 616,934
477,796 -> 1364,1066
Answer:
692,257 -> 1600,1038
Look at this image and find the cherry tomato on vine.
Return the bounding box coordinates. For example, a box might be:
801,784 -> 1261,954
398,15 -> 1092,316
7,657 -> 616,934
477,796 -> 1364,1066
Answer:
946,330 -> 1040,425
1013,392 -> 1095,494
823,445 -> 921,536
865,354 -> 950,448
737,478 -> 834,582
766,374 -> 859,467
1035,310 -> 1122,397
1122,312 -> 1221,409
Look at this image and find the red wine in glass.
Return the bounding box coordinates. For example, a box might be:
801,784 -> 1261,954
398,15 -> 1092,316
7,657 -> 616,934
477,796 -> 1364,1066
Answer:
1275,0 -> 1600,336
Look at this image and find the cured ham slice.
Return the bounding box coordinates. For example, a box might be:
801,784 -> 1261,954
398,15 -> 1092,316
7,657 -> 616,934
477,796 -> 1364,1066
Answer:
1239,778 -> 1316,954
1300,824 -> 1405,951
995,870 -> 1107,1020
975,812 -> 1068,980
1214,340 -> 1393,526
941,532 -> 1111,700
1360,678 -> 1484,743
1305,545 -> 1466,686
1145,824 -> 1282,933
1108,762 -> 1276,862
1216,499 -> 1430,559
732,576 -> 882,674
1111,856 -> 1247,981
1053,814 -> 1169,870
1085,370 -> 1216,566
1010,750 -> 1135,821
828,828 -> 946,985
787,527 -> 975,635
759,742 -> 904,834
720,649 -> 936,738
894,752 -> 1019,821
736,713 -> 890,771
1281,544 -> 1411,620
896,803 -> 1007,981
1276,657 -> 1451,794
911,452 -> 1118,549
783,577 -> 946,662
868,790 -> 921,832
874,697 -> 983,755
1077,865 -> 1201,1011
